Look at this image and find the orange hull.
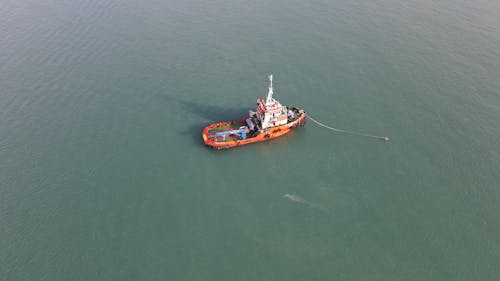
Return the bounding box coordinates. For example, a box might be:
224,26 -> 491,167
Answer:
203,113 -> 306,149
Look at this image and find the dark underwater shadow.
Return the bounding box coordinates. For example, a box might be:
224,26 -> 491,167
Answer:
160,93 -> 250,147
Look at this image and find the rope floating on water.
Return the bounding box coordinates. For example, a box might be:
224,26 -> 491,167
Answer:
308,115 -> 390,141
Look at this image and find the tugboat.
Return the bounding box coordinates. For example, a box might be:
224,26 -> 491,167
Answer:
202,75 -> 307,149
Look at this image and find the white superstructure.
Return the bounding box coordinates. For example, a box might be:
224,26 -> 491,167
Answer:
255,75 -> 288,129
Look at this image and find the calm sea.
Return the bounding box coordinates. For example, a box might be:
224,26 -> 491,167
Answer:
1,0 -> 499,280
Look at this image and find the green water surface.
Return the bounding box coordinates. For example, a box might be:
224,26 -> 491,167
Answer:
1,0 -> 500,280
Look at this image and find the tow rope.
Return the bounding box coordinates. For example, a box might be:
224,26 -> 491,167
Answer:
308,115 -> 390,141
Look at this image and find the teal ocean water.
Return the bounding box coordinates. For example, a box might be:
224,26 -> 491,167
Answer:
1,0 -> 500,280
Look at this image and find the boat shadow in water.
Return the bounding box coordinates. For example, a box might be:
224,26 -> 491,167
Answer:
161,93 -> 249,146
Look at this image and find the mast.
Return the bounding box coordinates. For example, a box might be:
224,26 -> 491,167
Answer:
266,74 -> 273,104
